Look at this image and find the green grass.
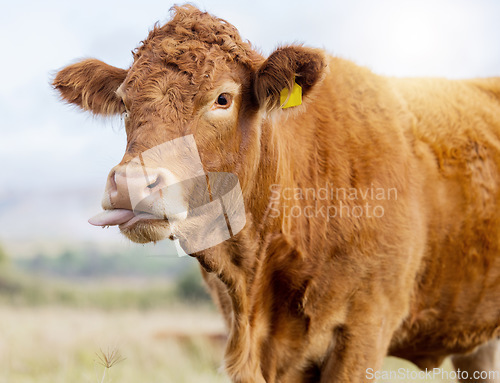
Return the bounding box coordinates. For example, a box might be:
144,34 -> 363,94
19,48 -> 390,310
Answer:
0,262 -> 210,310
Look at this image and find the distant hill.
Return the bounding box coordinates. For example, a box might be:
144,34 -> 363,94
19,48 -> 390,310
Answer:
0,186 -> 179,258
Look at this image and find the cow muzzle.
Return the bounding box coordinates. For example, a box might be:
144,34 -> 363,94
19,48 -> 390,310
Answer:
89,163 -> 188,229
88,135 -> 247,251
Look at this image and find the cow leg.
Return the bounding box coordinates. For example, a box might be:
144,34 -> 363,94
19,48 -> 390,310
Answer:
318,314 -> 398,383
451,339 -> 500,383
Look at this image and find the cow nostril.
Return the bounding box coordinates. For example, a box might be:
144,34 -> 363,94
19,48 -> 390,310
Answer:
109,171 -> 117,191
147,175 -> 162,190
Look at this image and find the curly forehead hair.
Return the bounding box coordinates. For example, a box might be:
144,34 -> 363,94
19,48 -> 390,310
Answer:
133,4 -> 261,70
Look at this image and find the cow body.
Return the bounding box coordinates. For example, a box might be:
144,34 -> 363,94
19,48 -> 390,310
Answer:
201,59 -> 500,382
388,77 -> 500,368
53,5 -> 500,382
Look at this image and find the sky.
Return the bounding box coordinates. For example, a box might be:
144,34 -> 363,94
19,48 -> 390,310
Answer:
0,0 -> 499,251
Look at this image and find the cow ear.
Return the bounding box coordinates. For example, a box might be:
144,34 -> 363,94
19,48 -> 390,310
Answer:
254,46 -> 327,111
53,59 -> 128,115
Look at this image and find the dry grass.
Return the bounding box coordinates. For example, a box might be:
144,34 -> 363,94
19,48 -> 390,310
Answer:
0,306 -> 229,383
0,306 -> 455,383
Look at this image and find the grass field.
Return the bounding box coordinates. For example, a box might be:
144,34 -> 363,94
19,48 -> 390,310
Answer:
0,306 -> 229,383
0,305 -> 457,383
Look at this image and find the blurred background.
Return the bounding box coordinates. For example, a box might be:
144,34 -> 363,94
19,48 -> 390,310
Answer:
0,0 -> 499,382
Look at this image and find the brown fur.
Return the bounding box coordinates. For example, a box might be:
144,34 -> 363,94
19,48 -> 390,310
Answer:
53,59 -> 127,115
53,5 -> 500,382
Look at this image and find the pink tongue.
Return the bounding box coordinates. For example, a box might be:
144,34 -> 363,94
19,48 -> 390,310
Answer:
88,209 -> 136,226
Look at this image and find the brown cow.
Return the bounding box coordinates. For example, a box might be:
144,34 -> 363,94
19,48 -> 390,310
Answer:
53,5 -> 500,382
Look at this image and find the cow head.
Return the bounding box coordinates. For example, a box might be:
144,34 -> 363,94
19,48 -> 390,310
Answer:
53,5 -> 326,248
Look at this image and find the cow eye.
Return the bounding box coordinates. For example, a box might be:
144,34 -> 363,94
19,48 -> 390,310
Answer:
215,93 -> 232,108
120,99 -> 129,117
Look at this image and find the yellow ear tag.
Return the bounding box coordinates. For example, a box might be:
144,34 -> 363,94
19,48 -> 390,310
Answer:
280,81 -> 302,109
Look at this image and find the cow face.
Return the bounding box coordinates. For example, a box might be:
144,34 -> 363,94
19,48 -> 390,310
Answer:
53,5 -> 326,247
